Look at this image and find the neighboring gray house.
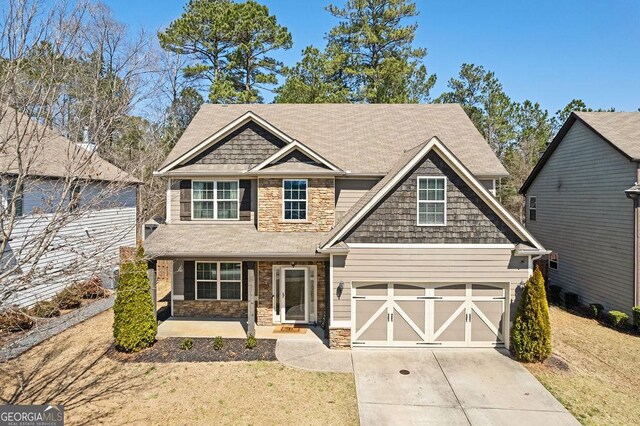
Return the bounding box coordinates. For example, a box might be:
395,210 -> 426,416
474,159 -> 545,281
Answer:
520,112 -> 640,313
0,106 -> 140,308
145,104 -> 546,349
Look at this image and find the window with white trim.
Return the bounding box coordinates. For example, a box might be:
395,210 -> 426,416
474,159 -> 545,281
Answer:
549,252 -> 558,270
417,177 -> 446,225
196,262 -> 242,300
283,179 -> 307,220
529,196 -> 537,221
192,180 -> 238,220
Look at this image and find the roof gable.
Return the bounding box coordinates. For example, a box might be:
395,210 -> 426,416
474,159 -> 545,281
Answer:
323,136 -> 544,250
249,139 -> 342,174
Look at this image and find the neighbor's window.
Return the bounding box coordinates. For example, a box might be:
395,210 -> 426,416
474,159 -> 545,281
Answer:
417,177 -> 446,225
529,196 -> 537,221
196,262 -> 242,300
283,179 -> 307,220
69,185 -> 81,212
192,181 -> 238,220
549,252 -> 558,270
7,178 -> 23,217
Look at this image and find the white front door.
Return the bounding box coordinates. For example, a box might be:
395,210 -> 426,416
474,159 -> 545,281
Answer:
281,268 -> 308,323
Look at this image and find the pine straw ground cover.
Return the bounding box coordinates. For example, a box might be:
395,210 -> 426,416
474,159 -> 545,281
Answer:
0,310 -> 358,425
525,306 -> 640,425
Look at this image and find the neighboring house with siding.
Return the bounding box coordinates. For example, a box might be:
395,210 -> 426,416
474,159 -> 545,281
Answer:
144,104 -> 546,349
0,106 -> 140,308
520,112 -> 640,314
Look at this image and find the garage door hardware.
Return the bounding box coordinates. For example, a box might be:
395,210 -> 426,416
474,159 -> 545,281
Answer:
493,296 -> 506,300
399,370 -> 410,375
466,313 -> 471,322
352,296 -> 366,299
417,296 -> 443,300
387,313 -> 394,321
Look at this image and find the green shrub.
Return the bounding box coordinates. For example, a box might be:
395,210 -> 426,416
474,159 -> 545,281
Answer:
30,300 -> 61,318
589,303 -> 604,319
548,285 -> 562,305
213,336 -> 224,351
55,287 -> 82,310
633,306 -> 640,330
564,292 -> 579,310
245,334 -> 257,349
511,266 -> 552,362
0,308 -> 34,332
113,246 -> 157,352
180,338 -> 193,350
608,310 -> 629,328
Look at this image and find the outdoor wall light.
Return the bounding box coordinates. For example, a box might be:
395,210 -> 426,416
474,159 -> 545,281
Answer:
337,281 -> 344,299
290,261 -> 297,267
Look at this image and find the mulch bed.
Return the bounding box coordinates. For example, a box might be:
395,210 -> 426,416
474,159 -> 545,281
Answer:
108,337 -> 278,363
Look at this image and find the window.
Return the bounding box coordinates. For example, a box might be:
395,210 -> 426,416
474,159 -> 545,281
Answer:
529,196 -> 537,221
549,252 -> 558,270
417,177 -> 446,226
192,181 -> 238,220
283,179 -> 307,220
196,262 -> 242,300
69,185 -> 81,212
7,178 -> 23,217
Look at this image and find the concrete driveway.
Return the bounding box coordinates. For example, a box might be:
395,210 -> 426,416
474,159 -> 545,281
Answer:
352,349 -> 579,426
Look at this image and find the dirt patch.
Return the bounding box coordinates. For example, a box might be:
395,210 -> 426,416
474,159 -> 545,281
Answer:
108,338 -> 277,363
544,354 -> 571,372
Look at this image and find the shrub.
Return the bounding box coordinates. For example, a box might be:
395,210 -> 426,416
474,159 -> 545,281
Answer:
54,287 -> 82,310
245,334 -> 257,349
180,338 -> 193,350
589,303 -> 604,319
633,306 -> 640,330
213,336 -> 224,351
511,266 -> 552,362
548,285 -> 562,305
113,246 -> 157,352
74,277 -> 109,299
564,292 -> 579,310
30,300 -> 61,318
608,310 -> 629,328
0,308 -> 34,332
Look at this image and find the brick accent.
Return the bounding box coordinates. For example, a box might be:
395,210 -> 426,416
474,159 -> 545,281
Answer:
257,260 -> 327,326
329,328 -> 351,349
258,178 -> 335,232
173,300 -> 248,318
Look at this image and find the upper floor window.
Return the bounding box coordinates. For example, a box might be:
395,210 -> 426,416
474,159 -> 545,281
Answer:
7,178 -> 23,217
192,180 -> 238,220
283,179 -> 307,220
528,196 -> 537,221
417,177 -> 446,226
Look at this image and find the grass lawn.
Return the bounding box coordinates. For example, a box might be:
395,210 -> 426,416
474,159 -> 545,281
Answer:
525,306 -> 640,425
0,310 -> 358,425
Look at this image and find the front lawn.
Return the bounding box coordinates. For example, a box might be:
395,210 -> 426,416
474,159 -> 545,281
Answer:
525,306 -> 640,425
0,310 -> 358,425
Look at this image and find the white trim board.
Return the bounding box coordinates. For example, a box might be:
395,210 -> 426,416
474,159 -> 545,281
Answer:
347,243 -> 516,249
322,136 -> 545,251
249,139 -> 343,173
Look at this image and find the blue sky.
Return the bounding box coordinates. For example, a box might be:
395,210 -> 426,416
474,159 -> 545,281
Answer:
104,0 -> 640,113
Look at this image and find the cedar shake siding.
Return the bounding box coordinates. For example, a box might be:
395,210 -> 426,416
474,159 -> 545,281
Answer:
273,150 -> 329,169
526,120 -> 637,313
187,121 -> 286,166
345,151 -> 522,244
257,178 -> 335,232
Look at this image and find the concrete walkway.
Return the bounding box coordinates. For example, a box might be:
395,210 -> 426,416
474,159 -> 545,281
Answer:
275,340 -> 353,373
352,349 -> 579,426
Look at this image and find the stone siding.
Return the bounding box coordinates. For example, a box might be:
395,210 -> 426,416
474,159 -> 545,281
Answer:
173,300 -> 248,318
258,178 -> 335,232
257,260 -> 326,326
329,328 -> 351,349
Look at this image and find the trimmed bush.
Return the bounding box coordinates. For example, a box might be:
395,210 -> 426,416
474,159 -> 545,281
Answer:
564,292 -> 579,310
548,285 -> 562,305
30,300 -> 61,318
180,338 -> 193,350
245,334 -> 257,349
511,266 -> 552,363
55,287 -> 82,310
0,308 -> 34,332
589,303 -> 604,319
113,246 -> 157,352
608,310 -> 629,328
633,306 -> 640,330
213,336 -> 224,351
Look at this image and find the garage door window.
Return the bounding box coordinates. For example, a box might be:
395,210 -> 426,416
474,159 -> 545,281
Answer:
418,177 -> 447,226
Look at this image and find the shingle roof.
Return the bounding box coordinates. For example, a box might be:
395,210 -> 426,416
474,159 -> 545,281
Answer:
160,104 -> 507,177
143,223 -> 326,258
0,106 -> 140,183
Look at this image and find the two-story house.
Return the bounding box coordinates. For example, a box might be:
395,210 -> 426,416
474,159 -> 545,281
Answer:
144,104 -> 546,349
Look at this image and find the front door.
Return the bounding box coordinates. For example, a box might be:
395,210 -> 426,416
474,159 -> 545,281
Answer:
282,268 -> 308,323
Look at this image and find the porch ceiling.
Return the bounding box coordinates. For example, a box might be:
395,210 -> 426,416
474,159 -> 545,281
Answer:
144,223 -> 327,259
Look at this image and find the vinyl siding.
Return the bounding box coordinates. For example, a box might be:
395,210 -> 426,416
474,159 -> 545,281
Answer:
334,178 -> 378,222
331,247 -> 529,323
526,120 -> 637,312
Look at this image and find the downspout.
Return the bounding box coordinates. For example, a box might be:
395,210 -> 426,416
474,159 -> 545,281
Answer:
636,163 -> 640,307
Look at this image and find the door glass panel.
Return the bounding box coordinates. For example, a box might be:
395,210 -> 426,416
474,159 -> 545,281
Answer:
434,284 -> 466,297
471,284 -> 503,298
284,269 -> 306,321
354,283 -> 388,296
274,268 -> 280,319
394,284 -> 425,297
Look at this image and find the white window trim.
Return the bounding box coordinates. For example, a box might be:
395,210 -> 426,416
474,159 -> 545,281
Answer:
282,178 -> 308,221
417,176 -> 447,227
528,196 -> 537,221
195,261 -> 243,301
549,252 -> 558,270
191,179 -> 240,221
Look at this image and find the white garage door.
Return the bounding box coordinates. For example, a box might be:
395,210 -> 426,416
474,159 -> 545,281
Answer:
351,283 -> 508,348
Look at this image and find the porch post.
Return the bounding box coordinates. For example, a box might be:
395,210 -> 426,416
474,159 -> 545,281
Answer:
247,266 -> 256,336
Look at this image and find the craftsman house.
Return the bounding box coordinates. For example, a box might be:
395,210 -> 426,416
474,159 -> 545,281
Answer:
145,104 -> 546,349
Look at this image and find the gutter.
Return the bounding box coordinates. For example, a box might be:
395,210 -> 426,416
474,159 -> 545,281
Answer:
513,247 -> 551,257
